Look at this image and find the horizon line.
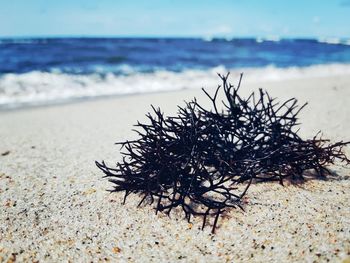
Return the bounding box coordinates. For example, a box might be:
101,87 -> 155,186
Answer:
1,35 -> 349,40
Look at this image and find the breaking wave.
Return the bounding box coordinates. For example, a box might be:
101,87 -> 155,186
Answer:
1,63 -> 350,109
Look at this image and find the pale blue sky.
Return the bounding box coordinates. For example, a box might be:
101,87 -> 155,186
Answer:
0,0 -> 349,38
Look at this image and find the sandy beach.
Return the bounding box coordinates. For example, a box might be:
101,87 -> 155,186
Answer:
0,74 -> 349,262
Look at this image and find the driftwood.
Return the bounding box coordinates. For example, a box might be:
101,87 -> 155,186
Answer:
96,73 -> 349,233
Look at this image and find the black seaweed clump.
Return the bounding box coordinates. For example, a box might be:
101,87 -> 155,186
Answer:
96,73 -> 349,233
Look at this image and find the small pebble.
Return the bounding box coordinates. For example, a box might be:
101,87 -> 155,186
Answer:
1,151 -> 10,156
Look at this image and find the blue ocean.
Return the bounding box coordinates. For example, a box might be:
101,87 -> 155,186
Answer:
1,37 -> 350,109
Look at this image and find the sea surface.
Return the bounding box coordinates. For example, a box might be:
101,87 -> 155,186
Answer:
1,37 -> 350,109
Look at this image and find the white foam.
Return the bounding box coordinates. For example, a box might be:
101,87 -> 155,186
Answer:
255,36 -> 281,43
1,63 -> 350,109
317,37 -> 342,45
264,36 -> 281,42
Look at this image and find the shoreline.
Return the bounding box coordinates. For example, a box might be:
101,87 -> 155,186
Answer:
2,64 -> 350,112
0,71 -> 349,113
0,75 -> 349,262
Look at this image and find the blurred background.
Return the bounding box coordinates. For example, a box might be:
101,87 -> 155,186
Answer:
0,0 -> 350,109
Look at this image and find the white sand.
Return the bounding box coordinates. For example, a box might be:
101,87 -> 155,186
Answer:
0,74 -> 349,262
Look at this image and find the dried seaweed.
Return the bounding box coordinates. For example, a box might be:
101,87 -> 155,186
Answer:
96,73 -> 350,233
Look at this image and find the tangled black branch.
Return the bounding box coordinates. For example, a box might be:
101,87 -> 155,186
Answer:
96,73 -> 349,233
